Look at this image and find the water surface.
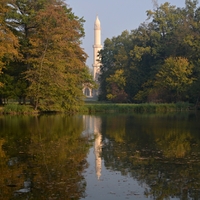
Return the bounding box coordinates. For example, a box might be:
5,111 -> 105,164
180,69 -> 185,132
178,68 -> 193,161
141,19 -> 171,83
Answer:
0,112 -> 200,199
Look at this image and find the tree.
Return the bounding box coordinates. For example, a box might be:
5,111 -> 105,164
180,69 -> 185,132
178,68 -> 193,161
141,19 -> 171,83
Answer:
154,57 -> 194,102
99,1 -> 200,104
0,0 -> 91,110
106,69 -> 128,103
0,74 -> 15,104
98,38 -> 116,100
99,31 -> 135,101
25,1 -> 88,111
0,0 -> 19,87
128,24 -> 153,101
146,2 -> 182,58
0,0 -> 51,103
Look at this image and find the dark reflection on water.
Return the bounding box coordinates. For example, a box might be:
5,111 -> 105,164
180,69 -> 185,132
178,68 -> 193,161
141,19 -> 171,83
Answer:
99,112 -> 200,200
0,115 -> 91,200
0,112 -> 200,200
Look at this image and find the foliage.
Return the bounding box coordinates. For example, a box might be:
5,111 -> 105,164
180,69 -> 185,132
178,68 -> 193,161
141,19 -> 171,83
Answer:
99,0 -> 200,104
2,104 -> 34,114
0,74 -> 15,104
0,0 -> 19,86
0,0 -> 91,112
154,57 -> 194,102
106,69 -> 128,102
24,1 -> 88,111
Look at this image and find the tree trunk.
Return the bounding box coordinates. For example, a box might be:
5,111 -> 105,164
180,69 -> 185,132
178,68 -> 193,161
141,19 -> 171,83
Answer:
195,93 -> 200,110
0,98 -> 3,105
23,96 -> 26,105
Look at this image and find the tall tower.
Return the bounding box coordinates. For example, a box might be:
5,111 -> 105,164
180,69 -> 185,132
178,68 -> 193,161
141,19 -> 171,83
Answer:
93,16 -> 102,82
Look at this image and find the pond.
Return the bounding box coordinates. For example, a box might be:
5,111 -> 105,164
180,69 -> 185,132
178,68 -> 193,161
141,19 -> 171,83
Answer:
0,112 -> 200,200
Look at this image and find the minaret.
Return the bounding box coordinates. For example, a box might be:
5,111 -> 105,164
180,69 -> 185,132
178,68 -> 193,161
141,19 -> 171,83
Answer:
93,16 -> 102,82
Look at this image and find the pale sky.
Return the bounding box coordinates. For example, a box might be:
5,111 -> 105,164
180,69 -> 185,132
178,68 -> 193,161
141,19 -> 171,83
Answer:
65,0 -> 194,68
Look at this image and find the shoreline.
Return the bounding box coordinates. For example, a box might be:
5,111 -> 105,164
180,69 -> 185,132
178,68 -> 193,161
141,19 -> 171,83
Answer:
0,102 -> 198,115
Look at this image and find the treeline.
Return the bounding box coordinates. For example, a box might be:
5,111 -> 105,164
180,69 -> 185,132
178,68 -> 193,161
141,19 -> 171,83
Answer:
99,0 -> 200,106
0,0 -> 93,111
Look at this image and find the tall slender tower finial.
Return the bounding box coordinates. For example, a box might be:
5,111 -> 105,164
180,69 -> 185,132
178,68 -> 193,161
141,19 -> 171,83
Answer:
93,16 -> 102,89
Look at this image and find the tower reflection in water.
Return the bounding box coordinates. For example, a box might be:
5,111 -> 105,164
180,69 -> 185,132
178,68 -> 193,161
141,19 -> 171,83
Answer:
82,115 -> 102,180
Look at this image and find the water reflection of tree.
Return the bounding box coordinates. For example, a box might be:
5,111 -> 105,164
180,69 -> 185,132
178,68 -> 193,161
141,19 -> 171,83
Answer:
0,115 -> 91,200
101,113 -> 200,199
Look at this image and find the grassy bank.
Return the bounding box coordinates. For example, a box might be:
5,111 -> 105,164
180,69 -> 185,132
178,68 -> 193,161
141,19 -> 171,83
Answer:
0,102 -> 194,114
0,104 -> 38,114
79,102 -> 193,114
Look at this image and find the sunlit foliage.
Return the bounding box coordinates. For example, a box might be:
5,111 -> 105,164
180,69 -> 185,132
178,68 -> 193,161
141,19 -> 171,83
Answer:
0,0 -> 19,86
0,0 -> 92,111
99,0 -> 200,105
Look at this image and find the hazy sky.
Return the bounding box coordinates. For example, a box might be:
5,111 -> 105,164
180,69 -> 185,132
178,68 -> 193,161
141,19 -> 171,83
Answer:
65,0 -> 192,68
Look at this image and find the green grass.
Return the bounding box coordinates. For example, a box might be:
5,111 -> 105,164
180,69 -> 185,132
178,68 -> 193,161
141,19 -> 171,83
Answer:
80,102 -> 192,114
2,104 -> 37,114
0,102 -> 193,114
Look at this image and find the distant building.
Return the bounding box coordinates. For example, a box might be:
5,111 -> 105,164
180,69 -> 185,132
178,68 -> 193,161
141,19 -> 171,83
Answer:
83,16 -> 102,99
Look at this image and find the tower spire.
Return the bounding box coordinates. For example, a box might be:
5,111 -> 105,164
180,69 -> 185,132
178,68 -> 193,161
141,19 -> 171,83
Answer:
93,16 -> 102,97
